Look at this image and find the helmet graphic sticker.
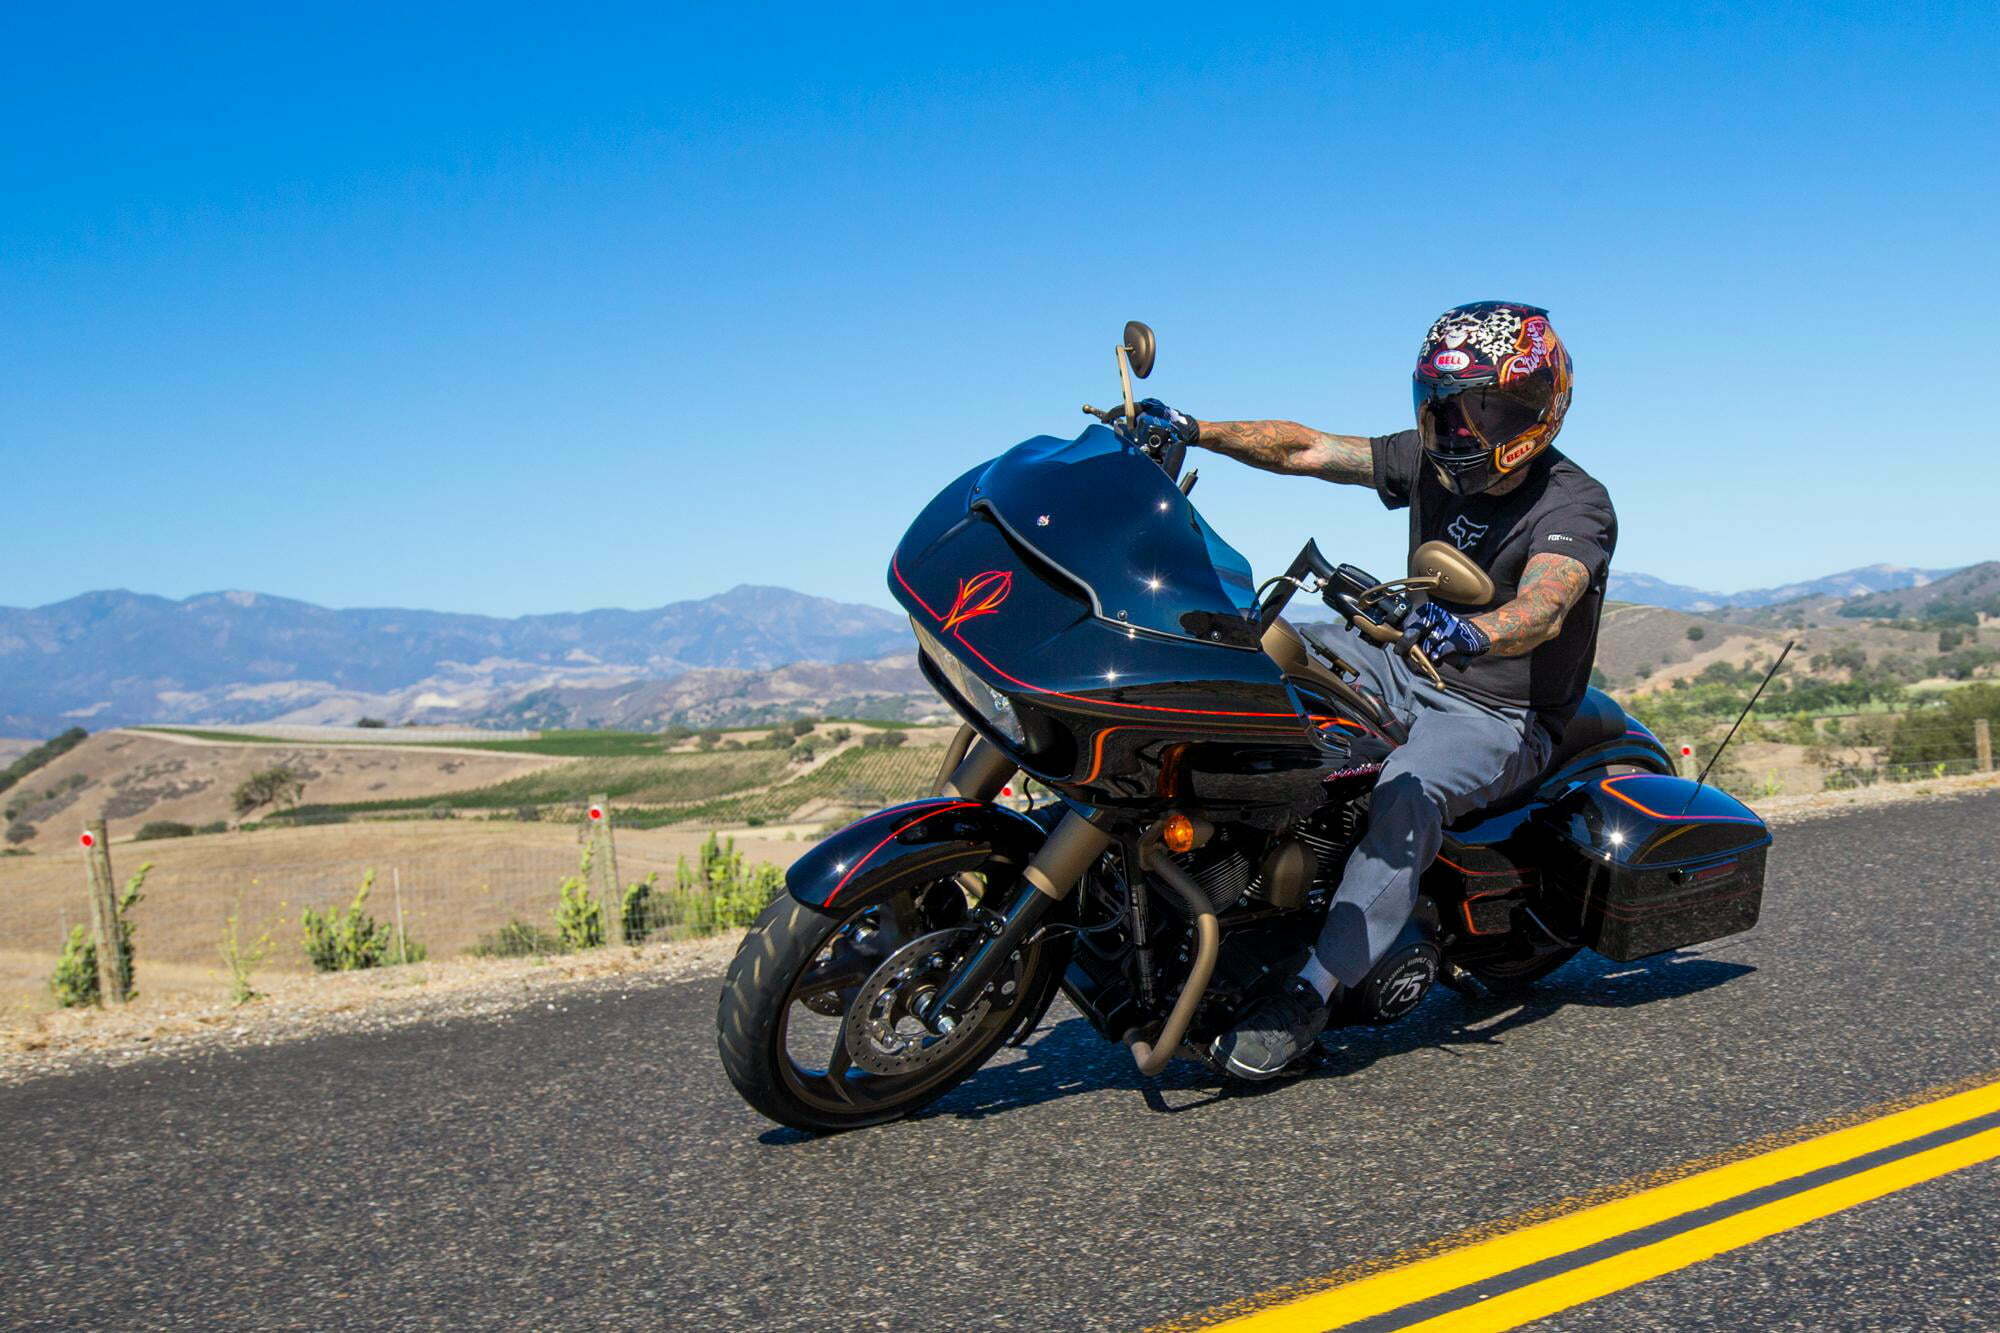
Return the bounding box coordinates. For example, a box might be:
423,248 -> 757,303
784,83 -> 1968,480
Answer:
1413,301 -> 1573,495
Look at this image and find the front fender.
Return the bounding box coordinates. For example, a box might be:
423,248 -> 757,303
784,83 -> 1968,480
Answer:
787,798 -> 1051,909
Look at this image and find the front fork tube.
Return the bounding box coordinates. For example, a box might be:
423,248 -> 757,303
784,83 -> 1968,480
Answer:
939,727 -> 1016,801
924,810 -> 1113,1032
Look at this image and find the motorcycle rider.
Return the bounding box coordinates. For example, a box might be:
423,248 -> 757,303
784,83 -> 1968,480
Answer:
1137,301 -> 1616,1079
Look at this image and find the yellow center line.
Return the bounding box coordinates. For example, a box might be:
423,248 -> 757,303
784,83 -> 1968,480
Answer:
1401,1126 -> 2000,1332
1196,1077 -> 2000,1333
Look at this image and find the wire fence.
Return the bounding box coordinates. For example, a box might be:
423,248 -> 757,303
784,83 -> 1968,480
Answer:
0,815 -> 814,1019
1669,711 -> 1994,799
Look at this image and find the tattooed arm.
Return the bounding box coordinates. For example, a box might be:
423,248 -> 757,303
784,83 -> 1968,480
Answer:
1469,553 -> 1592,657
1192,420 -> 1376,487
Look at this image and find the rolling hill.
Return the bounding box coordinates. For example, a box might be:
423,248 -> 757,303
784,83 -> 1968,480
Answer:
8,560 -> 1991,739
0,586 -> 907,736
1607,563 -> 1955,612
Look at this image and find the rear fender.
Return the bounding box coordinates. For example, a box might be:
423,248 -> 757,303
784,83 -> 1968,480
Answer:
786,798 -> 1051,909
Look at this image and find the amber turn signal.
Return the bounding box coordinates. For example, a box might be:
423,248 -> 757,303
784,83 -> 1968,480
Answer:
1162,813 -> 1197,854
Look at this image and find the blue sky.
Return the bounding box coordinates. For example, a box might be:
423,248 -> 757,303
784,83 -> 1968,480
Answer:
5,3 -> 1996,616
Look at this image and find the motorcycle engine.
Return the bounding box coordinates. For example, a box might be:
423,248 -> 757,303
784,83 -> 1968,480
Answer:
1167,833 -> 1256,914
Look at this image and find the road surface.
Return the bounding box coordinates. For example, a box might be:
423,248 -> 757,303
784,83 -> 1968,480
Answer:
4,791 -> 1996,1330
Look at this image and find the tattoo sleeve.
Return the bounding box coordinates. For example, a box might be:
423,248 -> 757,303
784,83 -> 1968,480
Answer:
1192,420 -> 1375,487
1471,553 -> 1592,657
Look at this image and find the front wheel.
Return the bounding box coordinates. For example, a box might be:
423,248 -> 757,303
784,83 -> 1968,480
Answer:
717,864 -> 1054,1133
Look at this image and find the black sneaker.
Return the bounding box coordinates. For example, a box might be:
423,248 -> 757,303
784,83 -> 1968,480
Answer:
1210,977 -> 1332,1080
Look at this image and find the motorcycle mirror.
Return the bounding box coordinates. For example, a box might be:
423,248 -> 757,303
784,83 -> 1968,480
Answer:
1122,321 -> 1156,379
1409,540 -> 1496,606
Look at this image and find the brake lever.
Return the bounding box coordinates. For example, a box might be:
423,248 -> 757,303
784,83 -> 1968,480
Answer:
1405,643 -> 1446,690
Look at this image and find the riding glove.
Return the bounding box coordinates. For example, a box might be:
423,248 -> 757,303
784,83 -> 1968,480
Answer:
1134,398 -> 1200,449
1401,601 -> 1491,668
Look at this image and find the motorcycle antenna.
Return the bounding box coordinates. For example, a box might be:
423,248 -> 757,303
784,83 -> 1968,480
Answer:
1682,638 -> 1796,813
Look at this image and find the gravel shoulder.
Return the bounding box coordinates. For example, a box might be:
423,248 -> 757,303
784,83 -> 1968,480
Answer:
0,929 -> 746,1086
6,771 -> 1994,1086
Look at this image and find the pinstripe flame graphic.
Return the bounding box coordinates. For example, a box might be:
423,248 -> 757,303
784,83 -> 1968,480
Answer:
941,570 -> 1013,631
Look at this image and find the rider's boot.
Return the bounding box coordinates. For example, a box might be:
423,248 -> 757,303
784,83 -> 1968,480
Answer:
1209,977 -> 1336,1080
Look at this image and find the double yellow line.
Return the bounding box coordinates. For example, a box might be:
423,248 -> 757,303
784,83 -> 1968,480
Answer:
1184,1074 -> 2000,1333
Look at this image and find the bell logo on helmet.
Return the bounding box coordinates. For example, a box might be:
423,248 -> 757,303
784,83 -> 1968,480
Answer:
1431,349 -> 1471,373
1496,437 -> 1543,471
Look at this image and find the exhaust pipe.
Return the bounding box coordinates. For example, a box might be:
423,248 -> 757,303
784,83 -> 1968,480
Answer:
1126,825 -> 1220,1077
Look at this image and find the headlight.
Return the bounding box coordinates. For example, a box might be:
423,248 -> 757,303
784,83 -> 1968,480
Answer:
911,620 -> 1025,745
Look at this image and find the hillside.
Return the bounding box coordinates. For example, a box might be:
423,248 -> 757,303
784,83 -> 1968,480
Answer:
0,585 -> 906,736
1607,563 -> 1953,612
0,730 -> 563,850
1832,561 -> 2000,621
485,654 -> 942,729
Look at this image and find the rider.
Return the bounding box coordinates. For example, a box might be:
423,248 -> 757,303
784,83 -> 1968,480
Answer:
1137,301 -> 1616,1080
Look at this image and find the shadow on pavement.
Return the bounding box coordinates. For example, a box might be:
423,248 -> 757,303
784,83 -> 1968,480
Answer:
925,948 -> 1752,1125
754,950 -> 1752,1143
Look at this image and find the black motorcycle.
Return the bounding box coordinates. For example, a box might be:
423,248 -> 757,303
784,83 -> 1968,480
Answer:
718,323 -> 1771,1132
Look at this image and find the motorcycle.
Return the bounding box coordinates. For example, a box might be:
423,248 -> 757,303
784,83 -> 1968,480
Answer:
718,323 -> 1772,1132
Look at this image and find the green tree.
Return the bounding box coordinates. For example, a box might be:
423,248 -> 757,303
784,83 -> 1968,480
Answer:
234,765 -> 306,817
1886,684 -> 2000,767
0,726 -> 89,799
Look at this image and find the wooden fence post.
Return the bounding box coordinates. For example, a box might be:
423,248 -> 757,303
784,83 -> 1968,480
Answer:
81,819 -> 128,1005
588,794 -> 622,943
1976,718 -> 1993,774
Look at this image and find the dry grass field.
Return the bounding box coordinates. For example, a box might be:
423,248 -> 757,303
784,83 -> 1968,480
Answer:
2,730 -> 564,851
0,819 -> 807,1022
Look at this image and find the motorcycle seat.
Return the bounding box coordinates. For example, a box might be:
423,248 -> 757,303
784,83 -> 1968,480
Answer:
1538,687 -> 1628,775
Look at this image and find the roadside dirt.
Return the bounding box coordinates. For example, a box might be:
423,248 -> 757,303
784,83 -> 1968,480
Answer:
0,930 -> 748,1086
7,770 -> 1993,1085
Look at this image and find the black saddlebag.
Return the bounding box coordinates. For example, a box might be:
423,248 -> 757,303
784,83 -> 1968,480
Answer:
1533,774 -> 1772,962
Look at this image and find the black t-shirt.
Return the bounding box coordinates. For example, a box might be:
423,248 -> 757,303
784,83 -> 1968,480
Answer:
1370,430 -> 1617,721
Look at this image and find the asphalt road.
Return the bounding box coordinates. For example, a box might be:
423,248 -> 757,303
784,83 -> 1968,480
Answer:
4,792 -> 1997,1331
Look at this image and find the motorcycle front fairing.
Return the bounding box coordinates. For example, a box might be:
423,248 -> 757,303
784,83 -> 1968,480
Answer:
889,427 -> 1357,820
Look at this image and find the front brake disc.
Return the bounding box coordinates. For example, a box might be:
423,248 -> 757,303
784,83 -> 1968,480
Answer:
844,926 -> 996,1076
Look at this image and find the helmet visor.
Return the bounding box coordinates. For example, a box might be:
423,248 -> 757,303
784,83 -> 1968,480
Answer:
1414,378 -> 1552,455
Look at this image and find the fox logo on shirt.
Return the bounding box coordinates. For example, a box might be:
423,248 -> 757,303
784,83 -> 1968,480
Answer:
1446,515 -> 1489,551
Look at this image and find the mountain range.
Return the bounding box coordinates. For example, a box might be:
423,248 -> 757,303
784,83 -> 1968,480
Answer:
0,561 -> 1985,737
1605,564 -> 1954,613
0,586 -> 907,737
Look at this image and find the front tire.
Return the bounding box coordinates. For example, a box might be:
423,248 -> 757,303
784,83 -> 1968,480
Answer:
717,871 -> 1052,1133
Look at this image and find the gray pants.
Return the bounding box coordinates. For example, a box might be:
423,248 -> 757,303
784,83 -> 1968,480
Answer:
1302,622 -> 1554,987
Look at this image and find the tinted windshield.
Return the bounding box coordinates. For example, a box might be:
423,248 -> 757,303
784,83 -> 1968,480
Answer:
971,425 -> 1257,643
